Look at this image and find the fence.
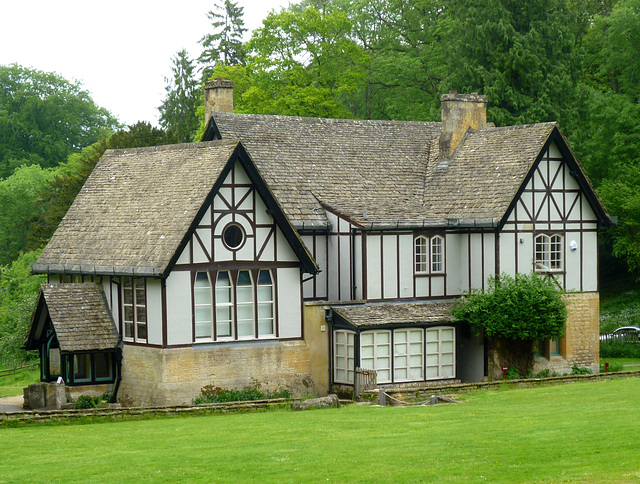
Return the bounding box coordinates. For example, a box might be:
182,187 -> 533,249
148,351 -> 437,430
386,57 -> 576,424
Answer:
354,367 -> 377,397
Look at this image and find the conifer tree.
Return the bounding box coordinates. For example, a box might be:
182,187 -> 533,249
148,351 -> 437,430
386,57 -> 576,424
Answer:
199,0 -> 247,75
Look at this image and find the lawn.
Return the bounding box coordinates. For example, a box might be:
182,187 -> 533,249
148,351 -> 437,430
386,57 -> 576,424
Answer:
0,364 -> 38,398
1,378 -> 640,483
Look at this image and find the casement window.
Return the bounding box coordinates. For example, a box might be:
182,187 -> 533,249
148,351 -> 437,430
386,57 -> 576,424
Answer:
61,352 -> 116,385
394,329 -> 424,381
361,331 -> 392,383
534,338 -> 562,358
415,235 -> 445,274
195,269 -> 276,341
425,327 -> 455,379
535,234 -> 563,271
430,235 -> 444,273
334,330 -> 355,384
122,277 -> 147,342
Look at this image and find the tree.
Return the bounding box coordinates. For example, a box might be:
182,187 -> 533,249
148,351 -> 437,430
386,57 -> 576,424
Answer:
0,64 -> 119,179
158,50 -> 200,143
440,0 -> 581,128
199,0 -> 248,75
452,273 -> 567,376
0,165 -> 54,265
242,4 -> 369,117
0,250 -> 45,361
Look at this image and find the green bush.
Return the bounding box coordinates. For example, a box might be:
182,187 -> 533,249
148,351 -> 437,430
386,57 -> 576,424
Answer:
600,340 -> 640,358
600,361 -> 624,372
452,273 -> 566,341
571,365 -> 593,375
193,385 -> 290,405
75,393 -> 110,409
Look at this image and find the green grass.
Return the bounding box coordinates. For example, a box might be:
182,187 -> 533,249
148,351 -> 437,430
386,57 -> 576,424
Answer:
601,357 -> 640,371
2,378 -> 640,482
0,365 -> 38,398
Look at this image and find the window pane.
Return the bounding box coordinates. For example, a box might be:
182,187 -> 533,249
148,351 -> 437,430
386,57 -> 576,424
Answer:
49,347 -> 61,376
237,304 -> 253,320
137,323 -> 147,340
238,320 -> 253,338
361,333 -> 374,345
258,270 -> 272,284
95,353 -> 112,380
195,322 -> 212,339
217,321 -> 232,337
258,319 -> 274,336
136,306 -> 147,323
257,285 -> 273,301
237,286 -> 253,302
125,321 -> 134,339
258,303 -> 273,319
74,354 -> 91,381
216,287 -> 231,303
238,270 -> 252,286
195,306 -> 212,323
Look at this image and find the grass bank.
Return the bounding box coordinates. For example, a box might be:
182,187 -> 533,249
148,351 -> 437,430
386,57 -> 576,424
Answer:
0,365 -> 38,398
2,378 -> 640,482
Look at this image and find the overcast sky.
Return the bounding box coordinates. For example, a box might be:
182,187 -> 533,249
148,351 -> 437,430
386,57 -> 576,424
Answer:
0,0 -> 291,126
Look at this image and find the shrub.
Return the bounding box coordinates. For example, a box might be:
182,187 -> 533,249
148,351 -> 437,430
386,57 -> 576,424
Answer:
600,340 -> 640,358
452,273 -> 566,341
193,385 -> 290,405
75,393 -> 110,409
571,365 -> 593,375
600,361 -> 624,372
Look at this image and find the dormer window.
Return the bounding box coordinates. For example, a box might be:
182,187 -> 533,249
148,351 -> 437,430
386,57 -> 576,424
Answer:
415,236 -> 429,274
535,234 -> 563,271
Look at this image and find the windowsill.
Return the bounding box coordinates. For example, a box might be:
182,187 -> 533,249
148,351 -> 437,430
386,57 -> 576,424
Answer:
193,338 -> 280,349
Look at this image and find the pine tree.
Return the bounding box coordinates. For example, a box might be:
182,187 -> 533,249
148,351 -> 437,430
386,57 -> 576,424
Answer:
158,49 -> 200,143
199,0 -> 247,75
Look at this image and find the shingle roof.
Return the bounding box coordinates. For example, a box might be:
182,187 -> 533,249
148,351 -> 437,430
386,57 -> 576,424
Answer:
28,283 -> 119,353
332,301 -> 455,328
34,141 -> 240,276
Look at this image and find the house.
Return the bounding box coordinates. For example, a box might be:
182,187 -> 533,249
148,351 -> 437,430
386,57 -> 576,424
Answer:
24,81 -> 611,406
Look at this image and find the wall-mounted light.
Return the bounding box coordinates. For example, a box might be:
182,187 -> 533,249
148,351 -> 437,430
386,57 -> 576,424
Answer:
570,240 -> 578,252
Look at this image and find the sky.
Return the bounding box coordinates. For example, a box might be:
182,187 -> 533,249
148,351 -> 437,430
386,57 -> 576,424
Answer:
0,0 -> 291,126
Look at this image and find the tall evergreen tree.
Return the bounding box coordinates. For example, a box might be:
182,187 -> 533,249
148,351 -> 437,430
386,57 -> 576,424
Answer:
158,49 -> 200,143
199,0 -> 247,76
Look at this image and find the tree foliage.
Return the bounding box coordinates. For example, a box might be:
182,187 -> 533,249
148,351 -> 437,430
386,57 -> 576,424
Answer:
199,0 -> 248,73
452,273 -> 567,341
158,50 -> 200,143
0,64 -> 118,179
0,250 -> 45,361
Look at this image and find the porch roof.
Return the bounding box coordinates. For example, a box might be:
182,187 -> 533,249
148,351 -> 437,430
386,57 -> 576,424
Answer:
24,283 -> 119,353
331,301 -> 456,330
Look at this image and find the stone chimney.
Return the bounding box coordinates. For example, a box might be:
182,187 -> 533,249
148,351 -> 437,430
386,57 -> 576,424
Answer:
439,91 -> 487,160
204,79 -> 234,124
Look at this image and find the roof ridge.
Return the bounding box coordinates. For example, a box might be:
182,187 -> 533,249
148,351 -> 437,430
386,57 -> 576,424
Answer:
215,111 -> 441,127
104,139 -> 239,156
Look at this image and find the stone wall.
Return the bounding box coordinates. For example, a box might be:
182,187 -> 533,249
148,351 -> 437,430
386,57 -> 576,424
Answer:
117,340 -> 315,406
303,303 -> 331,396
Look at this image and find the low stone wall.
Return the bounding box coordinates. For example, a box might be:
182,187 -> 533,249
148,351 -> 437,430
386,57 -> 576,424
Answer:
23,382 -> 113,410
118,340 -> 316,406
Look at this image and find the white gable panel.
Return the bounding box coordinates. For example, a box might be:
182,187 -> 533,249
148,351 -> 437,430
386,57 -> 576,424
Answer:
549,159 -> 563,190
470,233 -> 484,289
192,233 -> 209,263
327,233 -> 339,301
566,192 -> 582,221
582,231 -> 598,291
276,227 -> 299,262
236,187 -> 253,210
564,232 -> 581,290
215,186 -> 233,210
234,160 -> 251,184
517,232 -> 534,275
564,169 -> 580,190
499,232 -> 517,277
176,241 -> 191,265
581,196 -> 598,222
431,276 -> 445,297
200,205 -> 212,226
548,142 -> 562,159
254,197 -> 270,224
446,234 -> 463,295
415,276 -> 428,297
166,271 -> 192,345
277,267 -> 302,338
256,227 -> 275,261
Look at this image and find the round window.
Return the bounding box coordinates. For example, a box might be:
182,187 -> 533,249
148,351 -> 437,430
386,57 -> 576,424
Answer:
222,223 -> 245,250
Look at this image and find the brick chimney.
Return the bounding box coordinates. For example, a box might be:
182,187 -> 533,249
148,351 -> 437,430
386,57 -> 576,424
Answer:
205,79 -> 234,124
439,91 -> 487,160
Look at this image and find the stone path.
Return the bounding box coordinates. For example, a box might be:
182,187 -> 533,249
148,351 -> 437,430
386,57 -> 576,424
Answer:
0,395 -> 24,413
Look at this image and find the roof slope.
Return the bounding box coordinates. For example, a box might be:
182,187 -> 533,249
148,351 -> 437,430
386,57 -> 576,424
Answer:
25,283 -> 119,353
332,301 -> 455,329
34,141 -> 240,276
211,112 -> 441,228
210,112 -> 558,228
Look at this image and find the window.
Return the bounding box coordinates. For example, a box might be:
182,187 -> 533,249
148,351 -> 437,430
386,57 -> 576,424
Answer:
194,272 -> 213,340
361,331 -> 391,383
535,338 -> 562,358
236,271 -> 254,338
197,269 -> 277,341
257,270 -> 275,337
74,354 -> 91,383
431,235 -> 444,273
394,329 -> 424,381
414,236 -> 428,273
535,234 -> 563,271
222,223 -> 245,250
334,330 -> 355,384
426,327 -> 455,379
122,277 -> 147,342
66,352 -> 115,384
215,271 -> 233,338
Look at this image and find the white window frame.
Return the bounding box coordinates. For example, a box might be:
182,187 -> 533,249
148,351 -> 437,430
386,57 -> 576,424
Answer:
425,326 -> 456,379
360,330 -> 392,383
393,329 -> 424,382
215,271 -> 234,340
122,277 -> 147,343
257,270 -> 275,338
535,233 -> 563,271
236,270 -> 255,339
414,236 -> 429,274
430,235 -> 445,273
334,330 -> 355,384
194,272 -> 213,341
